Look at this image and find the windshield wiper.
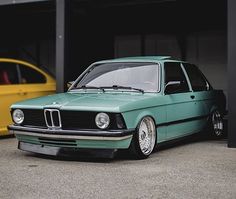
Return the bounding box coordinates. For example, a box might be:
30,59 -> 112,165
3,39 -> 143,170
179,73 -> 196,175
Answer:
101,85 -> 144,93
72,85 -> 105,92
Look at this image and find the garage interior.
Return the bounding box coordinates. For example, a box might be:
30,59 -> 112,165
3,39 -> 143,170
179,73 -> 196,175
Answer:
0,0 -> 234,146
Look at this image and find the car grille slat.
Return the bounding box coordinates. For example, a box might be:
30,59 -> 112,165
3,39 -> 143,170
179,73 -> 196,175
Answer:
52,111 -> 60,126
45,111 -> 52,126
22,109 -> 46,128
61,111 -> 98,130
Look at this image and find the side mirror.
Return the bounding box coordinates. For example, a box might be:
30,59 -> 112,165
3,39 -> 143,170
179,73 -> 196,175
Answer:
164,81 -> 181,94
67,81 -> 74,89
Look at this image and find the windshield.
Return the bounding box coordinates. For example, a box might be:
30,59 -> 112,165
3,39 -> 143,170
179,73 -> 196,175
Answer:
72,62 -> 160,92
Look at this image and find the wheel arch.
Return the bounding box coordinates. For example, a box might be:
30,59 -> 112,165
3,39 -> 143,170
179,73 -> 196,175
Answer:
134,111 -> 157,129
122,108 -> 161,130
209,105 -> 220,115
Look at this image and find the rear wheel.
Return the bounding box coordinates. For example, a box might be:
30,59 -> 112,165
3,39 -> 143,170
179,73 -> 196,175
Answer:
209,110 -> 224,138
129,116 -> 156,159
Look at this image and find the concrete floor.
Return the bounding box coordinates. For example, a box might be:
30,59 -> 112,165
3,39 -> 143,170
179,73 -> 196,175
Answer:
0,136 -> 236,199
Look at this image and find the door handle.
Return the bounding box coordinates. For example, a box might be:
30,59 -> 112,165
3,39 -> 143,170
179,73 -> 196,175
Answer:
18,90 -> 27,96
190,95 -> 195,99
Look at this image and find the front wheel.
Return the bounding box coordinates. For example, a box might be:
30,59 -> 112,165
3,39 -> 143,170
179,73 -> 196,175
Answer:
209,110 -> 224,138
129,116 -> 156,159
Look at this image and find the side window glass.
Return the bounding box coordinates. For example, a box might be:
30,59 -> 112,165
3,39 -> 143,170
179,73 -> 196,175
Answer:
0,62 -> 19,85
183,63 -> 210,91
19,64 -> 46,84
164,62 -> 189,94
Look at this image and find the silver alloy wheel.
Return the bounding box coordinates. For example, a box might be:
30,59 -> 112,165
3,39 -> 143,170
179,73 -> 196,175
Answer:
138,117 -> 156,155
212,110 -> 223,136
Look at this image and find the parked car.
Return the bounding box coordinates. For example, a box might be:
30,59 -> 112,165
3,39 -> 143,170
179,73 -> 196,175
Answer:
8,56 -> 226,159
0,58 -> 55,136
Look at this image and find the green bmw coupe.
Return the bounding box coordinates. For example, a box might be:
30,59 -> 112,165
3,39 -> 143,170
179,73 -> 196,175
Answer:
8,56 -> 226,159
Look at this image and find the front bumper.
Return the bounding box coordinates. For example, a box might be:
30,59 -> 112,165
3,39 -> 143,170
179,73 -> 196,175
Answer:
8,125 -> 134,153
8,125 -> 134,139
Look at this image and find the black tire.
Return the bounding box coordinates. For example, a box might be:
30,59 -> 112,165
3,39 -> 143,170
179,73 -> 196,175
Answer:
129,116 -> 156,159
208,110 -> 224,138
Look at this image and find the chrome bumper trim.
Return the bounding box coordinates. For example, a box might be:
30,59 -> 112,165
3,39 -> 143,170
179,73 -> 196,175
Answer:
8,125 -> 134,137
11,130 -> 133,141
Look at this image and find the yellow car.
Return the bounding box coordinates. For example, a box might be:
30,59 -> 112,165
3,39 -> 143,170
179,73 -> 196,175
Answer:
0,58 -> 56,136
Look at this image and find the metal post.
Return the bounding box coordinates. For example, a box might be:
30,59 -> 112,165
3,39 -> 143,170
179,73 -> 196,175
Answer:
228,0 -> 236,147
56,0 -> 66,93
0,0 -> 48,5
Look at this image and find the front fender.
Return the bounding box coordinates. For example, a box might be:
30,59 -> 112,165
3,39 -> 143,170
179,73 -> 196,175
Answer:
122,106 -> 166,129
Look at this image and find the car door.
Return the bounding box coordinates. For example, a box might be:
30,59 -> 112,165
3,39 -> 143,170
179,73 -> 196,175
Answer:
18,63 -> 55,100
182,63 -> 212,126
164,62 -> 205,140
0,62 -> 25,134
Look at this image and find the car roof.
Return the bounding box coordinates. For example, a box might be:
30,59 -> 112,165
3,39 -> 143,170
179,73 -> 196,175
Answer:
113,56 -> 172,61
94,56 -> 181,64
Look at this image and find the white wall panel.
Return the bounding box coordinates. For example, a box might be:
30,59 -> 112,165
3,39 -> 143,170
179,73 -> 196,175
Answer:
145,34 -> 181,59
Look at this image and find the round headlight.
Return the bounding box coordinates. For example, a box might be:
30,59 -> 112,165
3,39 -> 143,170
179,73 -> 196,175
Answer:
95,113 -> 110,129
12,109 -> 24,124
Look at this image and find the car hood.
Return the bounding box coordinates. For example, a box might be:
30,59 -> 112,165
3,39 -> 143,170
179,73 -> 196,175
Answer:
11,91 -> 164,112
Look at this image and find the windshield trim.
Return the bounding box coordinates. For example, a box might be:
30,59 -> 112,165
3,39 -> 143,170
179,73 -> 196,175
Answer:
68,62 -> 161,93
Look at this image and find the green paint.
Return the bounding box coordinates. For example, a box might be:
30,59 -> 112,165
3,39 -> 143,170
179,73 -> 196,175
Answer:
16,134 -> 132,149
12,56 -> 225,152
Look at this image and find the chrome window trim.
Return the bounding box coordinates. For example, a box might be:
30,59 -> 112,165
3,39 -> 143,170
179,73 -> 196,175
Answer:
180,62 -> 193,92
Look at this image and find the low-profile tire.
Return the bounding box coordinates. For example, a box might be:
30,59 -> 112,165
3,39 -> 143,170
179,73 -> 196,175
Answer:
209,110 -> 224,138
129,116 -> 156,159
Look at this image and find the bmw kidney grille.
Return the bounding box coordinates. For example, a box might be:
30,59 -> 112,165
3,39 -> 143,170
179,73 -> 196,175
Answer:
44,109 -> 61,129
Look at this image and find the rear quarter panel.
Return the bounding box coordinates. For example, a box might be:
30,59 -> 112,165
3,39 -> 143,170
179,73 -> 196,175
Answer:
201,90 -> 226,116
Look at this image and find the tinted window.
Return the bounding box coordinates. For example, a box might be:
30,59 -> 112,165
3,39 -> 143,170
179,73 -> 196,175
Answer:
183,63 -> 210,91
164,62 -> 189,94
19,65 -> 46,84
0,62 -> 19,85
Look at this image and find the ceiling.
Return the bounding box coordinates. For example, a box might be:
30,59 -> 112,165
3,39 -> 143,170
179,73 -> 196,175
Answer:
0,0 -> 226,48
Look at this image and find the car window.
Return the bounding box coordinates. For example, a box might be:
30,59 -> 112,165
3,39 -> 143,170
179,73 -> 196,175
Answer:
76,62 -> 159,92
19,64 -> 46,84
0,62 -> 19,85
183,63 -> 210,91
164,62 -> 189,94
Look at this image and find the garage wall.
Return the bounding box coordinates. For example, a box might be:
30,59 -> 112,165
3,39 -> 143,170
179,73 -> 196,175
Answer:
114,31 -> 227,101
115,35 -> 142,58
17,40 -> 55,76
